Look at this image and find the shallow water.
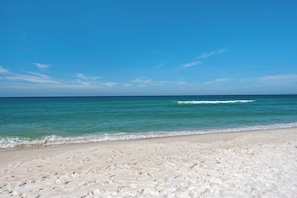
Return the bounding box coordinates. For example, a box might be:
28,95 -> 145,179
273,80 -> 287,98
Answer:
1,95 -> 297,148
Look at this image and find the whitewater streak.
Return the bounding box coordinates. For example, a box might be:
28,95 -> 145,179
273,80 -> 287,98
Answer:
1,121 -> 297,150
176,100 -> 255,105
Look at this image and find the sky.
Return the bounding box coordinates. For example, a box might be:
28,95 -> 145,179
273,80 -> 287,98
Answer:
1,0 -> 297,96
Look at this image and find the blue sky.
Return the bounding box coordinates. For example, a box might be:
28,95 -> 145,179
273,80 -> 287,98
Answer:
1,0 -> 297,96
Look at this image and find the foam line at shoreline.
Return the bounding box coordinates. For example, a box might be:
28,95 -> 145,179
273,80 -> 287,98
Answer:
1,123 -> 297,151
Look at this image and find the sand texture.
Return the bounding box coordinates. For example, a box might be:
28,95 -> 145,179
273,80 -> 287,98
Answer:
0,128 -> 297,197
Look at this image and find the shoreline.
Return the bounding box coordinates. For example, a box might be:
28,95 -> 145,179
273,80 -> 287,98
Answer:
1,128 -> 297,197
0,128 -> 296,165
1,126 -> 295,153
2,122 -> 297,150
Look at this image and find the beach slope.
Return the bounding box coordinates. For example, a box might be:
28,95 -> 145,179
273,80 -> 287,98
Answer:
1,128 -> 297,197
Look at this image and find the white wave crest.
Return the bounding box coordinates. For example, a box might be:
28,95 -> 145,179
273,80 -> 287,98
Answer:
1,121 -> 297,150
176,100 -> 255,105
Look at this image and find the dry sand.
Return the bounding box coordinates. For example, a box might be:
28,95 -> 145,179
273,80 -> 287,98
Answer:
0,128 -> 297,197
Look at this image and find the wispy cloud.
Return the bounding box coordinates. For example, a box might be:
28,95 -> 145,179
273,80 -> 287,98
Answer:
155,61 -> 167,69
75,73 -> 101,86
5,72 -> 60,84
258,74 -> 297,83
197,48 -> 227,59
241,74 -> 297,84
204,78 -> 231,85
0,65 -> 61,84
0,65 -> 10,74
253,74 -> 297,87
123,83 -> 132,87
131,77 -> 189,88
33,63 -> 51,70
132,77 -> 153,85
75,80 -> 91,86
181,47 -> 227,69
182,61 -> 202,68
103,82 -> 118,87
132,77 -> 163,87
176,81 -> 187,85
76,73 -> 88,81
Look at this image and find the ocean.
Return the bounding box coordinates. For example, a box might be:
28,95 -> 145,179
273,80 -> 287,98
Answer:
1,95 -> 297,149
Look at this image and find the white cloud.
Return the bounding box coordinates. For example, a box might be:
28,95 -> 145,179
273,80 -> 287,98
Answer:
75,73 -> 101,86
180,48 -> 227,69
75,80 -> 91,86
176,81 -> 187,85
0,66 -> 60,85
258,74 -> 297,83
76,73 -> 87,81
197,48 -> 227,59
33,63 -> 51,70
204,78 -> 231,85
103,82 -> 118,87
89,76 -> 101,81
182,61 -> 202,68
155,61 -> 167,69
132,77 -> 161,87
0,65 -> 10,74
124,83 -> 132,87
132,77 -> 153,84
131,77 -> 189,88
76,73 -> 100,81
241,74 -> 297,84
5,72 -> 60,84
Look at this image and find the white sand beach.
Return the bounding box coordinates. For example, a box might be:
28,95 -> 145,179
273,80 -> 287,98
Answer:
0,128 -> 297,197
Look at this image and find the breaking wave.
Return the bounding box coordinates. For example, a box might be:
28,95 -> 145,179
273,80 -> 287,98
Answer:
176,100 -> 255,105
1,121 -> 296,150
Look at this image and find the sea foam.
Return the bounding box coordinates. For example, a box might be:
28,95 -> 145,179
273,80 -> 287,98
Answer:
1,121 -> 297,150
176,100 -> 255,105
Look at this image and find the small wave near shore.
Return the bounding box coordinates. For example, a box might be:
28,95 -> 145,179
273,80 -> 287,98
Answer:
1,122 -> 297,150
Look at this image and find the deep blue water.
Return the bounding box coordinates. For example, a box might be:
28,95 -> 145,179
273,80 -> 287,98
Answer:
0,95 -> 297,149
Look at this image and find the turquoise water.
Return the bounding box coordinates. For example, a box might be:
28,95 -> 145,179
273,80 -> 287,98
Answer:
1,95 -> 297,149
